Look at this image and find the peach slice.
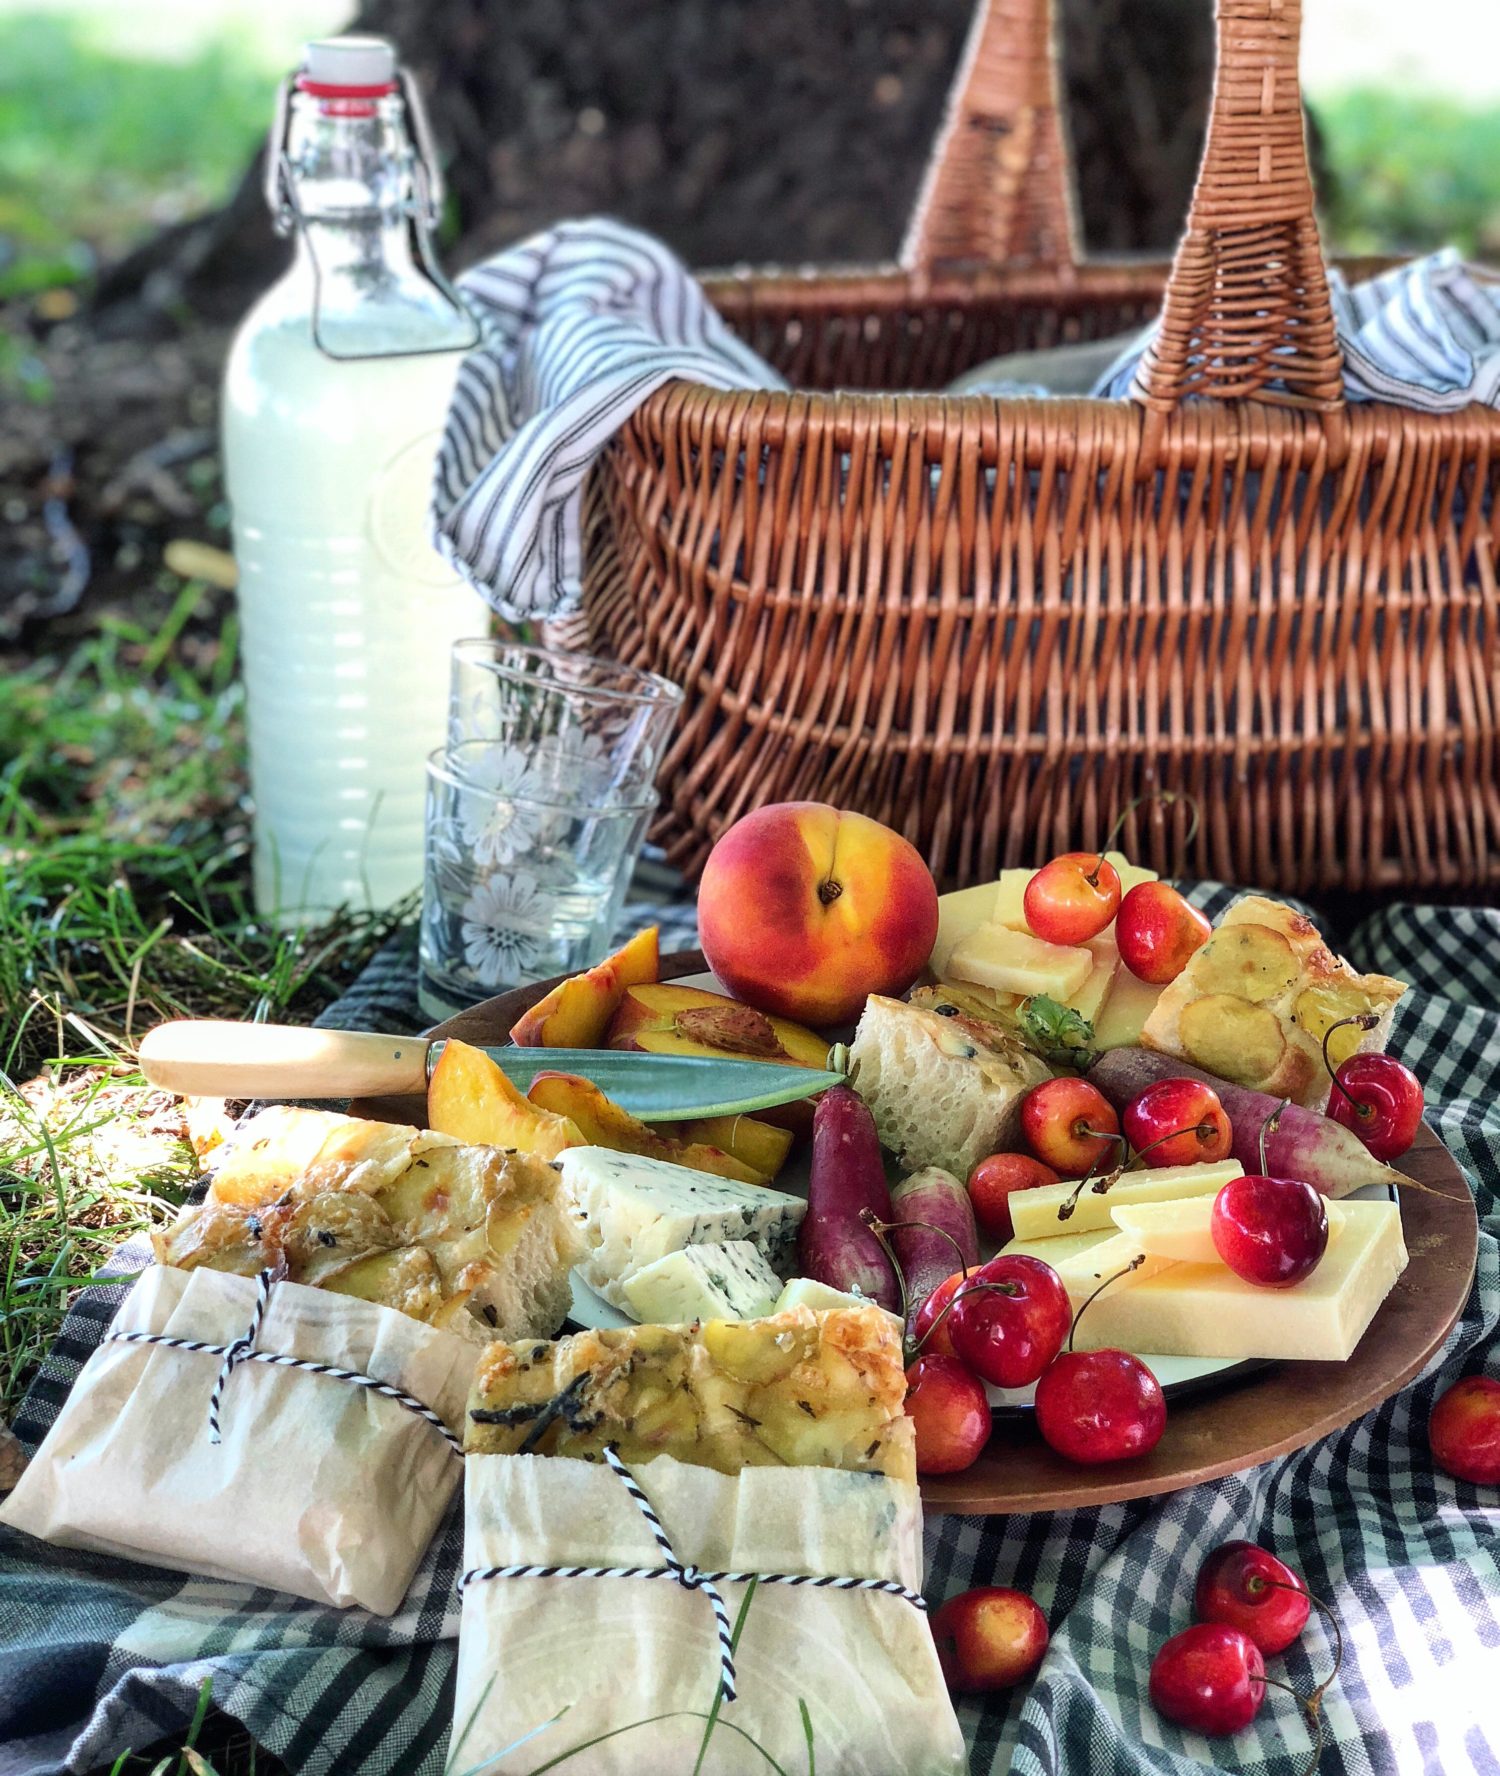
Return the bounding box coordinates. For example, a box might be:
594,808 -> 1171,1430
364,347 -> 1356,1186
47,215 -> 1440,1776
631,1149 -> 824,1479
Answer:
605,982 -> 830,1069
509,925 -> 660,1048
664,1114 -> 794,1181
525,1072 -> 767,1185
428,1038 -> 583,1160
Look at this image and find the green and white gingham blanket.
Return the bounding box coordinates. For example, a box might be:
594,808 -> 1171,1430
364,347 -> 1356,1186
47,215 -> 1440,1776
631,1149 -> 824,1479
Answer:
1,884 -> 1496,1776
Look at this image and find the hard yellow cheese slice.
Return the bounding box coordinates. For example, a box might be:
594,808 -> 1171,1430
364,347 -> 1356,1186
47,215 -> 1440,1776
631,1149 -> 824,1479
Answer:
1000,1227 -> 1115,1268
1008,1160 -> 1244,1241
948,925 -> 1093,999
1046,1230 -> 1178,1303
930,881 -> 1005,977
1068,1200 -> 1407,1363
1109,1196 -> 1221,1264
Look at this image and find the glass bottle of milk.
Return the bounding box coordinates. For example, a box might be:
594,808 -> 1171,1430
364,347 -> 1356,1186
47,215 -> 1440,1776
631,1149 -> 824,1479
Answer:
223,35 -> 487,921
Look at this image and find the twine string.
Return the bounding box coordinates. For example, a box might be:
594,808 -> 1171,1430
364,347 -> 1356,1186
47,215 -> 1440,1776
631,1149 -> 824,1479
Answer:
458,1444 -> 929,1703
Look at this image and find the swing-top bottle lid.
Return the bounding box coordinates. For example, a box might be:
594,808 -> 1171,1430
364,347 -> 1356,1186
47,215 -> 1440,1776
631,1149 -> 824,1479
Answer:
300,35 -> 398,94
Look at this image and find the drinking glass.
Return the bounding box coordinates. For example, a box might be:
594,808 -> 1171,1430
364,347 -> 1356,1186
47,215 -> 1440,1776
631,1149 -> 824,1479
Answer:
447,639 -> 683,806
419,742 -> 658,1020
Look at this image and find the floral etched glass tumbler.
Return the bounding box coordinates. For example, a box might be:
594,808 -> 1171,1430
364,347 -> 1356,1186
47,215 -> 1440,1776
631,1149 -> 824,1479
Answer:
447,640 -> 684,804
419,742 -> 658,1020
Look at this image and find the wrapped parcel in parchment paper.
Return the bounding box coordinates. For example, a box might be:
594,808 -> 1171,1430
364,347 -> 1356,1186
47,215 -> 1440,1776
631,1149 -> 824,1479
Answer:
454,1453 -> 967,1775
1,1265 -> 477,1614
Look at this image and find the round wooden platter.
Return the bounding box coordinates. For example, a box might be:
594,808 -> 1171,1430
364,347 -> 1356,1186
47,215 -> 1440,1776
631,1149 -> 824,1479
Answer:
353,950 -> 1481,1518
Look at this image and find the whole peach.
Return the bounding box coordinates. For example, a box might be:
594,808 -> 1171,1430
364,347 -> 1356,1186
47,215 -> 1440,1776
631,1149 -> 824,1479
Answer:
698,802 -> 938,1026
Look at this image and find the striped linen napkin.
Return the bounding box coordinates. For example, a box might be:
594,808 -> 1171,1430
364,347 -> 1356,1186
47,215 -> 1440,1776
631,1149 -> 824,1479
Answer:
431,221 -> 1500,625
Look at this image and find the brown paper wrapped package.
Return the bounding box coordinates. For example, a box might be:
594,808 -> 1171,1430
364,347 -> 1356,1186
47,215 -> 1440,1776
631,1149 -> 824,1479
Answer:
0,1265 -> 477,1614
454,1452 -> 967,1775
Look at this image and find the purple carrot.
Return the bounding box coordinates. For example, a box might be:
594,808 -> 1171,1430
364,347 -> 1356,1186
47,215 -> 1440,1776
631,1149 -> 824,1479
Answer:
797,1085 -> 899,1310
1088,1047 -> 1416,1196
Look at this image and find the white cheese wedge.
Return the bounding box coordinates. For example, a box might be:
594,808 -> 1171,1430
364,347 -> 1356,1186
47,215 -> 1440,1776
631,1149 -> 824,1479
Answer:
1066,1200 -> 1408,1362
773,1277 -> 902,1325
620,1240 -> 782,1324
560,1148 -> 806,1308
1000,1227 -> 1115,1268
1093,966 -> 1163,1051
948,924 -> 1093,999
1046,1229 -> 1178,1304
1008,1159 -> 1244,1241
991,868 -> 1033,933
1110,1196 -> 1220,1263
931,881 -> 1005,976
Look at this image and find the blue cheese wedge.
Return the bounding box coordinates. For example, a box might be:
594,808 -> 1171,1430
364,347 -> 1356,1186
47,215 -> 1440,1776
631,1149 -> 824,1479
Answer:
620,1240 -> 782,1324
560,1147 -> 807,1308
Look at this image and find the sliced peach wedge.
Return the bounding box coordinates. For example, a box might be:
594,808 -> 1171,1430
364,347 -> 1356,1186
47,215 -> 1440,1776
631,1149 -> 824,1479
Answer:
428,1038 -> 583,1160
509,925 -> 660,1049
605,983 -> 830,1069
525,1071 -> 767,1185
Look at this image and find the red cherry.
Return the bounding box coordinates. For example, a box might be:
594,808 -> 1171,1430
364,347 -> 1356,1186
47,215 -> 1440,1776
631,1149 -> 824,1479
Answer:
1024,853 -> 1122,946
1149,1624 -> 1265,1735
905,1354 -> 991,1474
1123,1078 -> 1233,1169
1428,1375 -> 1500,1484
910,1269 -> 968,1360
966,1152 -> 1061,1242
1020,1078 -> 1121,1177
1327,1052 -> 1424,1162
1033,1348 -> 1166,1464
1194,1541 -> 1311,1656
948,1255 -> 1071,1389
1116,882 -> 1212,985
931,1586 -> 1049,1693
1211,1173 -> 1329,1287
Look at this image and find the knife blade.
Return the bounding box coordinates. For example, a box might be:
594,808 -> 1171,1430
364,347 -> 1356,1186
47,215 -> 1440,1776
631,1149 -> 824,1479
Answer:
136,1020 -> 845,1119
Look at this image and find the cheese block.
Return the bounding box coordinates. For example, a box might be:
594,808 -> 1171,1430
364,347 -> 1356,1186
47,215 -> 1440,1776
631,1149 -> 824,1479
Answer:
1008,1159 -> 1244,1241
560,1147 -> 806,1308
1065,1201 -> 1407,1362
931,880 -> 1005,977
1110,1196 -> 1220,1263
948,924 -> 1093,999
1046,1229 -> 1178,1304
1000,1227 -> 1115,1268
1071,931 -> 1121,1024
1093,966 -> 1163,1051
465,1306 -> 916,1481
775,1276 -> 882,1315
990,868 -> 1033,933
620,1239 -> 781,1324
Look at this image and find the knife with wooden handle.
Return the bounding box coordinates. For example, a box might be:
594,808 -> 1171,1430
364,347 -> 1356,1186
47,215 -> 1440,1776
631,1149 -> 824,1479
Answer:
135,1020 -> 846,1120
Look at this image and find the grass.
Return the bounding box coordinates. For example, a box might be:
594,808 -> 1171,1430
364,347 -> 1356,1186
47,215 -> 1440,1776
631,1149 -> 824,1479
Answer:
0,580 -> 410,1425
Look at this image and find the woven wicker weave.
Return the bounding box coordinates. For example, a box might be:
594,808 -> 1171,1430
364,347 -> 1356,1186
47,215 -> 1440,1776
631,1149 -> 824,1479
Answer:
570,0 -> 1500,893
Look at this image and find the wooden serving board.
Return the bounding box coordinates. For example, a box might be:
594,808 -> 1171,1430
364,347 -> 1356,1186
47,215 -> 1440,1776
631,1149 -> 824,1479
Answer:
353,951 -> 1480,1518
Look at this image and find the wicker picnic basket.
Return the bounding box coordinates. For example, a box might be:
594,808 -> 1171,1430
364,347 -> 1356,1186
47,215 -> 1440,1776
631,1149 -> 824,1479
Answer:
569,0 -> 1500,894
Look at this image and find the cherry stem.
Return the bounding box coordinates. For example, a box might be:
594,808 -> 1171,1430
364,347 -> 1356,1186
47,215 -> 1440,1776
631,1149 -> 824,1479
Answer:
1319,1014 -> 1382,1118
1094,789 -> 1203,872
1251,1576 -> 1345,1706
1130,1123 -> 1212,1167
1257,1101 -> 1289,1177
1056,1142 -> 1126,1222
1066,1253 -> 1145,1352
1259,1676 -> 1328,1776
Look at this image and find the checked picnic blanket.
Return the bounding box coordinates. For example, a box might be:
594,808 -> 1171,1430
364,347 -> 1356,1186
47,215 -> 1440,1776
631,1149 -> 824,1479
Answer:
1,883 -> 1496,1776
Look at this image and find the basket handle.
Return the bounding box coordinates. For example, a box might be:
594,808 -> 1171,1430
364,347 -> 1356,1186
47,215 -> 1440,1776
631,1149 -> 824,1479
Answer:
900,0 -> 1081,280
1131,0 -> 1347,446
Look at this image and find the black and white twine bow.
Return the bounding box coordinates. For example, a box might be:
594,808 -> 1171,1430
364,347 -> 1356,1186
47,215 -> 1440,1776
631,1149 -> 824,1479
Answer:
459,1444 -> 928,1703
102,1269 -> 463,1455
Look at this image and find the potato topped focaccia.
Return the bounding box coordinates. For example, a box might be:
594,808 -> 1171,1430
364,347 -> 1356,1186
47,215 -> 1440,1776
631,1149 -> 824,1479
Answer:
1141,895 -> 1406,1111
154,1106 -> 583,1340
466,1304 -> 916,1483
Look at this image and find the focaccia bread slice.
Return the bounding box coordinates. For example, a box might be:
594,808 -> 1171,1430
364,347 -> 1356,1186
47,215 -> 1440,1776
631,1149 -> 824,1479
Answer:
1141,895 -> 1406,1111
160,1107 -> 583,1339
465,1305 -> 916,1483
848,993 -> 1051,1176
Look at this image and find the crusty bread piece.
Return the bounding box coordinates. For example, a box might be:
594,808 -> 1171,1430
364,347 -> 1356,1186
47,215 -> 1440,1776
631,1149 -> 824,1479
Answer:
161,1107 -> 582,1339
1141,895 -> 1406,1112
848,994 -> 1051,1177
466,1304 -> 915,1482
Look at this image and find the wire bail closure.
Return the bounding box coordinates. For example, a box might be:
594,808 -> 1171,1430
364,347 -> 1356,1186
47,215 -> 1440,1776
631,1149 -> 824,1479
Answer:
261,64 -> 479,362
